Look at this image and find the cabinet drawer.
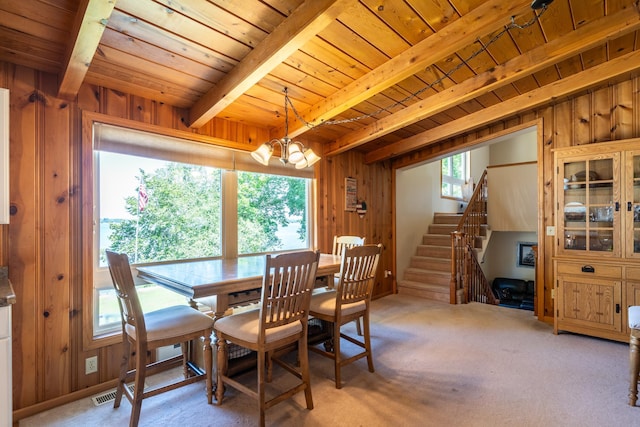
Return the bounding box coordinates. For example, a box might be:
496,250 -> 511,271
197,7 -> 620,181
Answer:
0,306 -> 9,338
556,261 -> 622,279
627,267 -> 640,281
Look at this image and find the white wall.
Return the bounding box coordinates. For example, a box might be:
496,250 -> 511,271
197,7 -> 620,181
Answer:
482,231 -> 536,281
396,163 -> 436,278
489,130 -> 537,164
395,145 -> 489,279
395,127 -> 537,284
470,145 -> 490,187
484,129 -> 538,283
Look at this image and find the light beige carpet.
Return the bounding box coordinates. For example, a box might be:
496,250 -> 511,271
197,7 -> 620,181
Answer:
20,294 -> 638,426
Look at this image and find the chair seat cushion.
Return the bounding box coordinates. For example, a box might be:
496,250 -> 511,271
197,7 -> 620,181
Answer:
309,290 -> 365,318
630,306 -> 640,329
126,305 -> 213,342
214,309 -> 302,344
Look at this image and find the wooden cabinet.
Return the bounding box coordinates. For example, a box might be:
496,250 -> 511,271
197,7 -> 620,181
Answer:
624,150 -> 640,259
554,261 -> 622,340
554,139 -> 640,342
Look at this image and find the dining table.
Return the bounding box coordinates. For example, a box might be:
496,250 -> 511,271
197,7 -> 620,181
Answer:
137,252 -> 341,380
137,252 -> 341,317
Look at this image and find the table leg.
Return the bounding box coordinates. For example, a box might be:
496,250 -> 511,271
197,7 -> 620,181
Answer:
213,293 -> 229,400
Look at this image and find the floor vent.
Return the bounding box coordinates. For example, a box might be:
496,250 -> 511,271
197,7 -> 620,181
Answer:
91,384 -> 135,406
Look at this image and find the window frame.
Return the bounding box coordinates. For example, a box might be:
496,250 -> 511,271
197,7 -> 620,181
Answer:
82,112 -> 317,350
441,151 -> 470,201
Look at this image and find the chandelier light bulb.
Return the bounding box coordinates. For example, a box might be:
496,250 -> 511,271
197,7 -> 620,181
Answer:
250,143 -> 273,166
287,142 -> 305,164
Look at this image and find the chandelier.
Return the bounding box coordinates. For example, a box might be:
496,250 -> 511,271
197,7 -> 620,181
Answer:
251,88 -> 321,169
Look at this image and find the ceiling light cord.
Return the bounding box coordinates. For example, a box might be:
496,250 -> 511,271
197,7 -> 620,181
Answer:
287,6 -> 550,131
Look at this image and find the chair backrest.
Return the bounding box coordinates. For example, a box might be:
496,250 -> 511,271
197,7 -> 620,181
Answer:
332,235 -> 366,257
337,244 -> 382,307
106,250 -> 147,341
259,250 -> 320,338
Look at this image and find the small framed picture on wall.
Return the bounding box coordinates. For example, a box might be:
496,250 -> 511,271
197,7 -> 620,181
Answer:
517,242 -> 536,268
345,177 -> 357,211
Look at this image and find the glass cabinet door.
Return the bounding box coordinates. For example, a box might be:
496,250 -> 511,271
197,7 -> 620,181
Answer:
558,153 -> 620,257
626,151 -> 640,258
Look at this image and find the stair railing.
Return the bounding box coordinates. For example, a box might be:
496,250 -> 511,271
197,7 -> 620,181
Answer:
465,243 -> 499,304
450,169 -> 490,304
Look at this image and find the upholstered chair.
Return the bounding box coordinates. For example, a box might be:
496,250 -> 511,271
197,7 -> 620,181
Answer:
106,251 -> 214,427
214,250 -> 320,427
309,244 -> 382,388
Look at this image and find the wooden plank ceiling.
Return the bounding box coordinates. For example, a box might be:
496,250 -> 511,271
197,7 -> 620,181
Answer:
1,0 -> 639,163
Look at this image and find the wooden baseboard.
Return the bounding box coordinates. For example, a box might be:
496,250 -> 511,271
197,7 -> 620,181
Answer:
12,357 -> 184,423
12,379 -> 119,423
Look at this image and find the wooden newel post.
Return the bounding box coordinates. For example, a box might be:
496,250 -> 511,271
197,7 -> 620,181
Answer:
451,231 -> 466,304
463,244 -> 471,304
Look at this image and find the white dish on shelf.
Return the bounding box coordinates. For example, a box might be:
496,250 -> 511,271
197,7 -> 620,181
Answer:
564,201 -> 586,220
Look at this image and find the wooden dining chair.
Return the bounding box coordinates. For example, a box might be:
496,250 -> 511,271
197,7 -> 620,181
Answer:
105,251 -> 214,427
309,244 -> 382,389
332,235 -> 366,334
214,250 -> 320,427
333,235 -> 366,257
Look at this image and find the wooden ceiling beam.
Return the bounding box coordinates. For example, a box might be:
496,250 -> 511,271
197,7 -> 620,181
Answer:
326,7 -> 640,156
58,0 -> 115,100
188,0 -> 352,129
278,0 -> 532,139
364,49 -> 640,164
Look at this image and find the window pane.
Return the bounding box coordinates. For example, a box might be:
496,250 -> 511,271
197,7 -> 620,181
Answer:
237,171 -> 309,254
98,151 -> 222,267
96,284 -> 189,333
441,152 -> 469,199
442,157 -> 450,175
452,154 -> 464,179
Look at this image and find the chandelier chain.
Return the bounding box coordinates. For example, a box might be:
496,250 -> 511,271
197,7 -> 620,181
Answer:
286,6 -> 549,130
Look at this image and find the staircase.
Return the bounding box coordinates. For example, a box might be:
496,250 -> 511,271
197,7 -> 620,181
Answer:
397,212 -> 460,303
399,170 -> 494,304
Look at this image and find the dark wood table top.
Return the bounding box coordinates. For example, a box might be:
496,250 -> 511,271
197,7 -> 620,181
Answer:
137,253 -> 341,300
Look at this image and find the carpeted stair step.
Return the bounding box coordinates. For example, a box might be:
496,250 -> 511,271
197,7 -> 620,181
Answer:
428,223 -> 457,235
416,244 -> 451,258
422,233 -> 450,246
410,255 -> 450,272
432,212 -> 462,224
403,267 -> 450,286
397,280 -> 450,303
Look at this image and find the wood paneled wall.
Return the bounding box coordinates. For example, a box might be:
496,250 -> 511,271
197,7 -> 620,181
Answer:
316,149 -> 394,297
0,61 -> 393,414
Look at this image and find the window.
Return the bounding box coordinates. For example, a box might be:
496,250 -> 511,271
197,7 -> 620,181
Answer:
89,121 -> 314,338
94,152 -> 223,333
97,152 -> 223,268
237,171 -> 309,254
441,152 -> 470,200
